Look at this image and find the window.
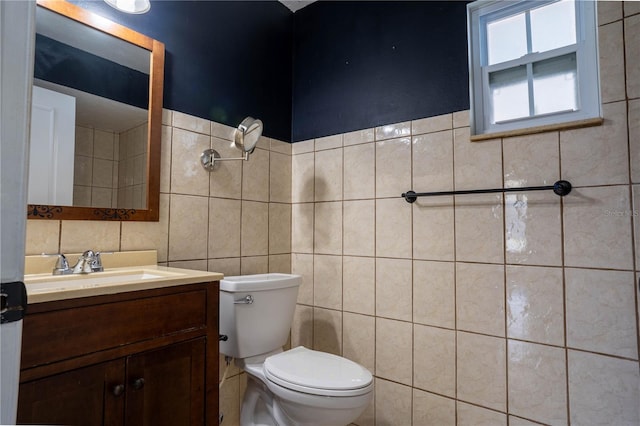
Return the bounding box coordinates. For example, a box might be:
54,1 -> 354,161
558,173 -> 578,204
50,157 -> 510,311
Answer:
467,0 -> 601,136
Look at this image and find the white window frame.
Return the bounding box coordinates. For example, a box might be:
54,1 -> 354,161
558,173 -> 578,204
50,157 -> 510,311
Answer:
467,0 -> 601,136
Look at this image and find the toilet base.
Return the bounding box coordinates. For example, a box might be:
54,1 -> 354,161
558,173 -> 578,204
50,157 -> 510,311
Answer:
241,374 -> 294,426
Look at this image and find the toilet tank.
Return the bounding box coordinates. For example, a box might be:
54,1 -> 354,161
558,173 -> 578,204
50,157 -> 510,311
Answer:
219,273 -> 301,359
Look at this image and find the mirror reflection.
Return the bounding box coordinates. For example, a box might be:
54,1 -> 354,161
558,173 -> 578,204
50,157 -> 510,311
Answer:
30,5 -> 150,210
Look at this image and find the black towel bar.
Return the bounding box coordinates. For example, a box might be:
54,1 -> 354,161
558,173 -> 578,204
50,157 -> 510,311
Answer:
401,180 -> 572,203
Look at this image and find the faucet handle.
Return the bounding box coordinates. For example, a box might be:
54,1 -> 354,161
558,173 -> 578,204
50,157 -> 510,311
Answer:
42,253 -> 71,275
92,251 -> 112,272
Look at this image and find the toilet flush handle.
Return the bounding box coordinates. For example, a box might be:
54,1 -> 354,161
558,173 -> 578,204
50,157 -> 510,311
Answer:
234,295 -> 254,305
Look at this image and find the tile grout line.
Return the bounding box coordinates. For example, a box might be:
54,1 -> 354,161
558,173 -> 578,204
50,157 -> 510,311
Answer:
372,127 -> 378,425
620,12 -> 640,368
451,119 -> 459,424
558,127 -> 571,426
409,120 -> 415,423
500,134 -> 510,424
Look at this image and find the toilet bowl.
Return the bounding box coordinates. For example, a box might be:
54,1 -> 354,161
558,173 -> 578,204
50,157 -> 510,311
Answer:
242,347 -> 373,426
219,274 -> 373,426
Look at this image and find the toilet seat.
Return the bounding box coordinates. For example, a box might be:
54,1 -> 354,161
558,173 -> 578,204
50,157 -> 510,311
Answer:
264,346 -> 373,397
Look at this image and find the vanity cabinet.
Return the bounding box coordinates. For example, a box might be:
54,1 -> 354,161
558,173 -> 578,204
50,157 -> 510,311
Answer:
17,281 -> 219,426
18,360 -> 123,425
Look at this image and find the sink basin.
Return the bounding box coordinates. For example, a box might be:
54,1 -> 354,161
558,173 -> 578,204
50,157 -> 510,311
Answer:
24,268 -> 186,295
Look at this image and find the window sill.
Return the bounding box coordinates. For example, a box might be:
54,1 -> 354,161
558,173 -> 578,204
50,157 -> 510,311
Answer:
470,117 -> 604,142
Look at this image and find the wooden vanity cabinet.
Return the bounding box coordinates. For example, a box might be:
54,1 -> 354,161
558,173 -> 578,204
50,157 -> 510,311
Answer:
17,281 -> 219,426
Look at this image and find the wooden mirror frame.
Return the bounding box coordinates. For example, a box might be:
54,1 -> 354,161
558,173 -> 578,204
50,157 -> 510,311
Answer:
28,0 -> 164,221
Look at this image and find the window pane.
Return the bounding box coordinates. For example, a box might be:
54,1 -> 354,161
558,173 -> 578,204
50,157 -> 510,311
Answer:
489,66 -> 529,123
531,0 -> 576,53
533,53 -> 577,115
486,12 -> 527,65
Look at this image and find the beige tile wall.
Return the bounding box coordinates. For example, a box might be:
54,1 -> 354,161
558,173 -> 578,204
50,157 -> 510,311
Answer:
117,122 -> 148,209
24,2 -> 639,425
72,123 -> 148,209
73,125 -> 119,208
290,3 -> 639,424
27,109 -> 292,269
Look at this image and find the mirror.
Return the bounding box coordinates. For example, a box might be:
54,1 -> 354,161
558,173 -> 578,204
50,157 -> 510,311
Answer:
234,117 -> 263,156
28,0 -> 164,221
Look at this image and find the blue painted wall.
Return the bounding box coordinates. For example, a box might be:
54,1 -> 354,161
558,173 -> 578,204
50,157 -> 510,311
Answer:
35,35 -> 149,109
70,1 -> 470,143
71,0 -> 293,142
291,1 -> 471,142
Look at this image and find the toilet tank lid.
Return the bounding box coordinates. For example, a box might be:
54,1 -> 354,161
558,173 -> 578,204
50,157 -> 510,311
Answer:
264,346 -> 372,391
220,273 -> 302,292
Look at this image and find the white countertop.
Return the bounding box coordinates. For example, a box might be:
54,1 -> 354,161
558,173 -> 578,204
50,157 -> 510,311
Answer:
24,250 -> 223,304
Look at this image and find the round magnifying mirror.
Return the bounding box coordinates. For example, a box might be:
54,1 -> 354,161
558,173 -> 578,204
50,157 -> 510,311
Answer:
234,117 -> 263,155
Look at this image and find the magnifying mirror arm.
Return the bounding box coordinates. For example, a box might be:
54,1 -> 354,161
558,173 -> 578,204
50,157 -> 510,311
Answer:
208,151 -> 250,161
200,149 -> 251,171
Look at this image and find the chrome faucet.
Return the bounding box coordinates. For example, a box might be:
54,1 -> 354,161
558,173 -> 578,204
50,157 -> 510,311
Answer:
71,250 -> 105,274
44,251 -> 108,275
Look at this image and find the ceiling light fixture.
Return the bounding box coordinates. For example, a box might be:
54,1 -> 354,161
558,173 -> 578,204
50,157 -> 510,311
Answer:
104,0 -> 150,14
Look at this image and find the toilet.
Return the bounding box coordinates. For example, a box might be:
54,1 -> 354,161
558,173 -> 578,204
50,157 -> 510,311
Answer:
219,273 -> 373,426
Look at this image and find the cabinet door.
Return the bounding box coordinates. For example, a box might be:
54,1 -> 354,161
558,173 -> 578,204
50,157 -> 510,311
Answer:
17,360 -> 125,426
125,338 -> 205,426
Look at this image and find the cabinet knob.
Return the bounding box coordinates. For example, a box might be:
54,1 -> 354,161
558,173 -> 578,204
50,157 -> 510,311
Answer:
132,377 -> 145,390
112,384 -> 125,397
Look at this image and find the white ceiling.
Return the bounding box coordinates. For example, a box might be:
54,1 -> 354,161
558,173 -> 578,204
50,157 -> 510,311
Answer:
35,79 -> 148,133
278,0 -> 317,12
